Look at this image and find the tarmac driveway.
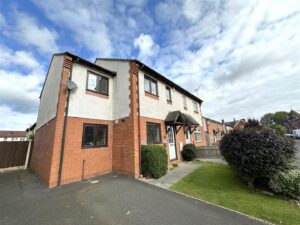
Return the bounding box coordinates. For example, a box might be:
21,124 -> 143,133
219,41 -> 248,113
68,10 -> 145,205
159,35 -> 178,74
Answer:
0,171 -> 267,225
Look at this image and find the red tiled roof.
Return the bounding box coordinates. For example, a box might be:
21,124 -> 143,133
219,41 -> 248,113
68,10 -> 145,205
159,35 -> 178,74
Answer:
0,131 -> 27,138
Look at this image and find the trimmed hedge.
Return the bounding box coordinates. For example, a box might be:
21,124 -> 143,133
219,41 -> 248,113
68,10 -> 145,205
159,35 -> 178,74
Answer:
141,145 -> 168,179
220,128 -> 296,187
182,144 -> 196,161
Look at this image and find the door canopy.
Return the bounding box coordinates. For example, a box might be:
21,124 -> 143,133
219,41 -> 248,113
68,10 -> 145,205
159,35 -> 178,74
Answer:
165,111 -> 199,134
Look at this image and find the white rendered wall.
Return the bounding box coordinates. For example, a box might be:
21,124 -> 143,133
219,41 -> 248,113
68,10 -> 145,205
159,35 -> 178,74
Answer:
138,71 -> 203,125
36,55 -> 64,130
68,63 -> 114,120
95,60 -> 130,119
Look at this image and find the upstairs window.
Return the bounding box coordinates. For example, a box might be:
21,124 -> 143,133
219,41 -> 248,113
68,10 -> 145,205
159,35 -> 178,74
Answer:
144,75 -> 158,96
87,71 -> 109,95
146,122 -> 161,144
82,124 -> 108,148
183,95 -> 187,108
193,101 -> 199,112
166,87 -> 172,101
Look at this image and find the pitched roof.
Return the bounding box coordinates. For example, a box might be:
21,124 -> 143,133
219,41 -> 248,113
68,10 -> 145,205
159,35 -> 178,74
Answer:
225,119 -> 246,128
0,131 -> 27,138
202,116 -> 223,125
96,58 -> 203,103
165,111 -> 199,126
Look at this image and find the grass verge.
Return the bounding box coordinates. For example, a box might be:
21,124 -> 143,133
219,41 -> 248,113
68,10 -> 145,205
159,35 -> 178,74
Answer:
171,162 -> 300,225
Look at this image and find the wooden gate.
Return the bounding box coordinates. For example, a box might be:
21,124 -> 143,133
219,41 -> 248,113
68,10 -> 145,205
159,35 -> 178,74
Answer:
0,141 -> 29,169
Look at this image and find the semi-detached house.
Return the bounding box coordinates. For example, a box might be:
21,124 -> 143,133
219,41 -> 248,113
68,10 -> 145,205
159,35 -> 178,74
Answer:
30,52 -> 206,188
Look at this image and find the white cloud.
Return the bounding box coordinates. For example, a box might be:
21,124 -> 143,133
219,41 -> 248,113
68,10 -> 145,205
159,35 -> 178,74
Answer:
134,33 -> 159,60
10,12 -> 59,54
151,0 -> 300,120
0,45 -> 40,69
182,0 -> 202,22
0,46 -> 44,129
32,0 -> 114,56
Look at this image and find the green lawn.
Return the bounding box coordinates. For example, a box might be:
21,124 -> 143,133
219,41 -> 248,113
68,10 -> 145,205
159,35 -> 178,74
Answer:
171,162 -> 300,225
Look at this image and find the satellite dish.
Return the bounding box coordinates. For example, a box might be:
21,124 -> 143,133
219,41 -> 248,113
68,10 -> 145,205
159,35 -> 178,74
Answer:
67,80 -> 78,91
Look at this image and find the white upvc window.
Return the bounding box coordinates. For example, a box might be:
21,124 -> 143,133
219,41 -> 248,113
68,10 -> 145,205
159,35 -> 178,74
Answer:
144,75 -> 158,96
194,128 -> 202,142
166,86 -> 171,101
193,101 -> 199,112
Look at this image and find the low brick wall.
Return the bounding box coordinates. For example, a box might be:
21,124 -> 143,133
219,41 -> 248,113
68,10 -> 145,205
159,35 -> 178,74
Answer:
196,146 -> 222,159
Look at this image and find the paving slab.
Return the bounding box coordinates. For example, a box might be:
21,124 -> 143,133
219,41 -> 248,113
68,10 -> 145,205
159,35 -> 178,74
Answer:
139,162 -> 200,189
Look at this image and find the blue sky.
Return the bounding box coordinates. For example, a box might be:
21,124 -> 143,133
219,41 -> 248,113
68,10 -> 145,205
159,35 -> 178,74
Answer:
0,0 -> 300,130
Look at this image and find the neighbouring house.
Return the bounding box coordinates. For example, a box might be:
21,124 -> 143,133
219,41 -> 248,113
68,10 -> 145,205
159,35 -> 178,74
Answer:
225,119 -> 246,131
202,117 -> 227,146
26,123 -> 36,140
30,52 -> 206,188
285,110 -> 300,133
0,131 -> 27,141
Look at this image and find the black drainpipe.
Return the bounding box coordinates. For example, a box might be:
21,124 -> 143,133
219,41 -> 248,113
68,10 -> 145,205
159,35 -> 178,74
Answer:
57,59 -> 74,186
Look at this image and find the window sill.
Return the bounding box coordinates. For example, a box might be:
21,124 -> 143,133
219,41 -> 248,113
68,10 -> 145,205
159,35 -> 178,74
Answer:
167,100 -> 172,105
82,145 -> 108,149
145,91 -> 159,100
86,90 -> 109,99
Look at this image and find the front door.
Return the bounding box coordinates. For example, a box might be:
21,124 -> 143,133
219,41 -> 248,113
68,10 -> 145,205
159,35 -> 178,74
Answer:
185,128 -> 191,144
167,126 -> 177,160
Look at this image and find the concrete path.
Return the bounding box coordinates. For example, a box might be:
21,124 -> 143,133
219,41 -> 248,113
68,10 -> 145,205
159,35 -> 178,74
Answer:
195,158 -> 227,164
140,162 -> 200,189
0,171 -> 267,225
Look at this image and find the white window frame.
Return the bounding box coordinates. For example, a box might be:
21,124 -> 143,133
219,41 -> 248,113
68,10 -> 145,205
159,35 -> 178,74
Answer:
194,128 -> 202,142
193,101 -> 199,112
166,86 -> 171,101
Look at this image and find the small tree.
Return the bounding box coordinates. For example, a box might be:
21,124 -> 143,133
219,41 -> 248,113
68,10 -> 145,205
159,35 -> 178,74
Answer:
220,128 -> 296,188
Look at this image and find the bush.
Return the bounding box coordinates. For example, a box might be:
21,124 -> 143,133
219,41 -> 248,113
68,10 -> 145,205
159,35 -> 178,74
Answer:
141,145 -> 168,179
269,170 -> 300,199
267,124 -> 287,135
220,128 -> 296,188
182,144 -> 196,161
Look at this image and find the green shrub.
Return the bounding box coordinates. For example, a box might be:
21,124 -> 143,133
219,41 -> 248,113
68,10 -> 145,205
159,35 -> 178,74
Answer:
267,124 -> 287,135
182,144 -> 196,161
141,145 -> 168,179
269,170 -> 300,199
220,128 -> 296,188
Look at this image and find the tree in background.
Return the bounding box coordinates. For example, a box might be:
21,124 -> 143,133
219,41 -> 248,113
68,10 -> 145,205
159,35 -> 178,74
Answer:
272,111 -> 289,126
260,111 -> 289,134
245,118 -> 261,129
260,113 -> 274,126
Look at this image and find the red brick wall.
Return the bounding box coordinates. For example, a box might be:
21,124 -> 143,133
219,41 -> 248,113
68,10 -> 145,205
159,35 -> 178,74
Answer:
206,121 -> 224,145
111,62 -> 140,178
60,117 -> 113,185
30,55 -> 73,188
30,118 -> 56,186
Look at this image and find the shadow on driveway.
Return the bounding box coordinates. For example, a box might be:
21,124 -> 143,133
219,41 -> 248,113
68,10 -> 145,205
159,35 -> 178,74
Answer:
0,171 -> 267,225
